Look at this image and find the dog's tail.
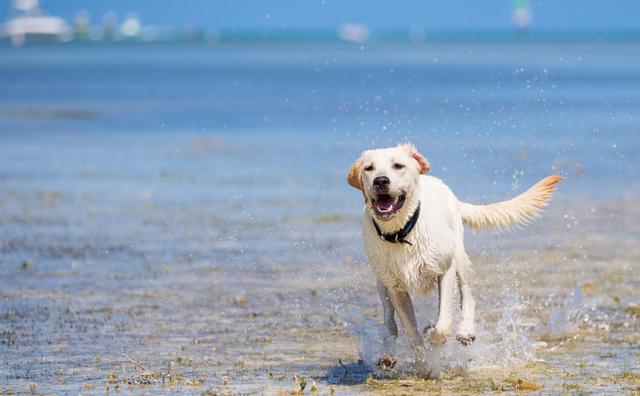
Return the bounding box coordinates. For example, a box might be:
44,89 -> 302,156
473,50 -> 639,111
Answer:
459,175 -> 562,230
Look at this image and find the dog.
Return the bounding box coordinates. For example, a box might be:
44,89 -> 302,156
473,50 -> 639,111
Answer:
347,143 -> 561,361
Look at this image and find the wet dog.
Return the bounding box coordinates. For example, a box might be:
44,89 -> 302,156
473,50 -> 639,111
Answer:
347,143 -> 561,360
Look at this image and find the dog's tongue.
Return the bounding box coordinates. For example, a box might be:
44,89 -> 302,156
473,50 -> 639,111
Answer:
373,198 -> 395,212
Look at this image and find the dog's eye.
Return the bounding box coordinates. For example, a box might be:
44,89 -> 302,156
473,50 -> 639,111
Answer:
364,165 -> 374,172
393,163 -> 405,170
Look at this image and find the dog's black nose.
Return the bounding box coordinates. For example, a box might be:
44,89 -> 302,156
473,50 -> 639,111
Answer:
373,176 -> 390,189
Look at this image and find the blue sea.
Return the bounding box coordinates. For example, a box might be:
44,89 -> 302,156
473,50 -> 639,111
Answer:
1,42 -> 638,202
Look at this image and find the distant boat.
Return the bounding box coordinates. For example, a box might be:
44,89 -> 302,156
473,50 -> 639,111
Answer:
511,0 -> 532,31
119,13 -> 141,39
337,23 -> 369,44
0,0 -> 70,45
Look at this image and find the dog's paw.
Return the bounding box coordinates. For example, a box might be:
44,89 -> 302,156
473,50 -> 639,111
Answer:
377,354 -> 397,371
456,322 -> 476,345
424,325 -> 449,345
456,333 -> 476,345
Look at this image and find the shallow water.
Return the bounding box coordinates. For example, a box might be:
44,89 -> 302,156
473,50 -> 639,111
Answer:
1,42 -> 639,394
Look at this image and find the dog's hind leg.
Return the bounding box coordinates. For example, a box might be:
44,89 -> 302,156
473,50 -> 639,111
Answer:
386,286 -> 424,350
455,252 -> 476,345
376,280 -> 398,338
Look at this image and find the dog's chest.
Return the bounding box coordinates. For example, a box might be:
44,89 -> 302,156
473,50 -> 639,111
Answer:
363,221 -> 453,293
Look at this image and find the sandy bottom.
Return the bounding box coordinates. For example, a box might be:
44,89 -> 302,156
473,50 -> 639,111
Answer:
1,194 -> 639,394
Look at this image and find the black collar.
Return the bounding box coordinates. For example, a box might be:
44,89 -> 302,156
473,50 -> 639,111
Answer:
372,203 -> 420,246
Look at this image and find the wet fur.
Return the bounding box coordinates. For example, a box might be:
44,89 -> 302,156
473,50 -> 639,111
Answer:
348,144 -> 561,350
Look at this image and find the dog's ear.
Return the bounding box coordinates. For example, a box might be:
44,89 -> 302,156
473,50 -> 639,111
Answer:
347,156 -> 363,190
401,143 -> 430,174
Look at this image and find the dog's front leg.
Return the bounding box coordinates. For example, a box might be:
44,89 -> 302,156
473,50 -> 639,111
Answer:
426,267 -> 455,345
376,280 -> 398,338
386,286 -> 424,350
376,281 -> 401,370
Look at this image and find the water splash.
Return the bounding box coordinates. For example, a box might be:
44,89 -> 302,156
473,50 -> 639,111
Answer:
340,308 -> 444,378
469,287 -> 537,368
340,288 -> 537,379
539,284 -> 584,337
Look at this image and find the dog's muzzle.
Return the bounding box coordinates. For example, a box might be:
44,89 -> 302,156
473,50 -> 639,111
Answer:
371,192 -> 406,219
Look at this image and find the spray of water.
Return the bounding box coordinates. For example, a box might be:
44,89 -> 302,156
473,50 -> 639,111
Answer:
538,284 -> 584,338
340,283 -> 537,379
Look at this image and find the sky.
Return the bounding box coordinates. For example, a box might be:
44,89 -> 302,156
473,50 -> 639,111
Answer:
1,0 -> 639,31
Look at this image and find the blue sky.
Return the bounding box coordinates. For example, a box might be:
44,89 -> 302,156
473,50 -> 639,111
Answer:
1,0 -> 639,30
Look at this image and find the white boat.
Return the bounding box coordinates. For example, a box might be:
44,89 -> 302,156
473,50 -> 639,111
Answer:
1,0 -> 70,45
337,23 -> 369,43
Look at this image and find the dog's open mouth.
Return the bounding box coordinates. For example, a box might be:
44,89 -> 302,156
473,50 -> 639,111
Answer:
372,193 -> 405,218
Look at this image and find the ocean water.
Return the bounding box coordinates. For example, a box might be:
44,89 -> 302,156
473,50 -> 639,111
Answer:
1,42 -> 638,199
1,42 -> 639,394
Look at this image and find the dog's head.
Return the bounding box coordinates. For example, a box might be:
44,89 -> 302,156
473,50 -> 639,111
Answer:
347,143 -> 430,221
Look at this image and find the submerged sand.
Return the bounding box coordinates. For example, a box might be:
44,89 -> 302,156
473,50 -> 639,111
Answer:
2,186 -> 639,394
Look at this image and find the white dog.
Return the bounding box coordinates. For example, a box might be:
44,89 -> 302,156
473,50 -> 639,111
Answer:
347,143 -> 561,360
